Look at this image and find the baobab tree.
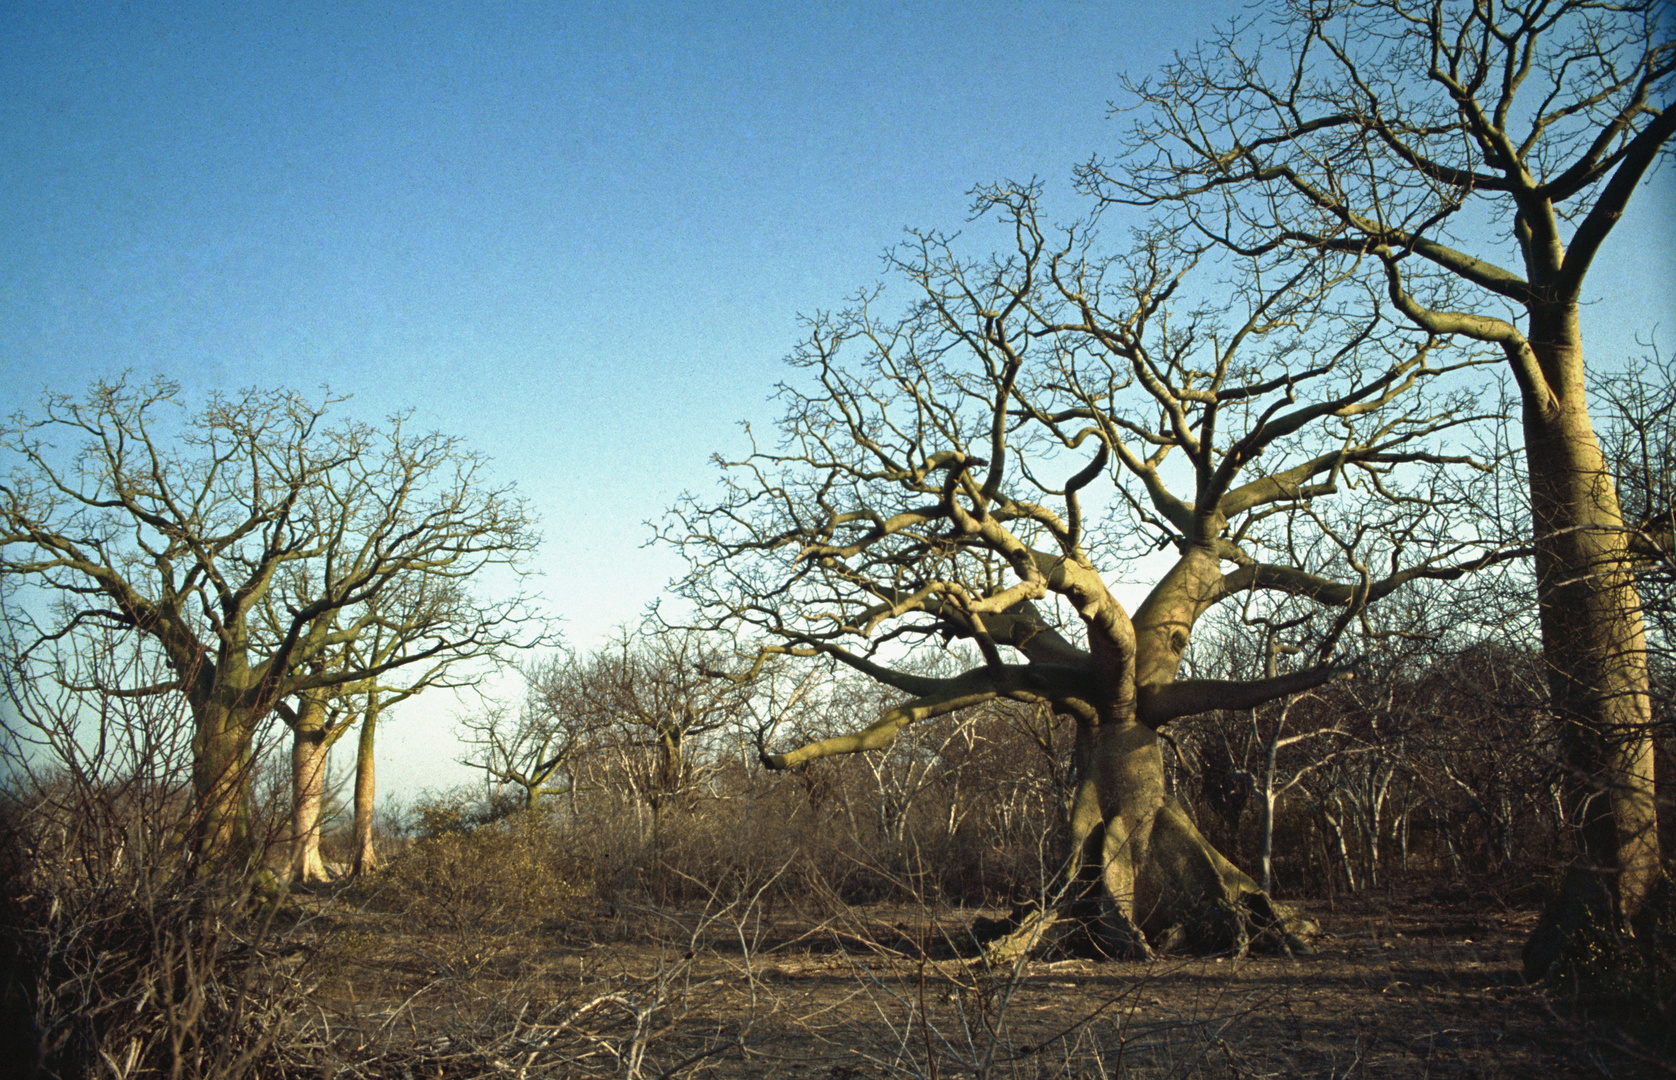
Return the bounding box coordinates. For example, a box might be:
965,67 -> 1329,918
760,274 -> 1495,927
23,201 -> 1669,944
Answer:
281,574 -> 522,882
0,378 -> 546,866
668,187 -> 1508,957
276,675 -> 354,882
1088,0 -> 1673,970
1596,356 -> 1676,869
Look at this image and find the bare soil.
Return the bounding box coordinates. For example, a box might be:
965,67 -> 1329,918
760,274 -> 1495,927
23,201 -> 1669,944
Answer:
301,885 -> 1674,1079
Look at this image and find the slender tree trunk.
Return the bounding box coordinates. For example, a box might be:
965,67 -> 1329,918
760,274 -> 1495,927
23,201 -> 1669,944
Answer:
1496,788 -> 1513,870
1357,763 -> 1392,891
1315,797 -> 1357,893
1259,786 -> 1278,896
1519,305 -> 1659,971
287,693 -> 332,883
1257,705 -> 1288,896
649,796 -> 665,905
1440,820 -> 1466,880
1363,810 -> 1380,890
350,703 -> 380,877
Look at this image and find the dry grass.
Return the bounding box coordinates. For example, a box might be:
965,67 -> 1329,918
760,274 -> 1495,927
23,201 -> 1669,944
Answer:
261,853 -> 1673,1080
4,786 -> 1671,1079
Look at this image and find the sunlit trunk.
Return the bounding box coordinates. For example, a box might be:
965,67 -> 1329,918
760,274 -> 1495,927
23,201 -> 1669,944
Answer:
1259,786 -> 1278,896
991,573 -> 1314,961
287,693 -> 332,883
350,702 -> 379,877
994,707 -> 1310,962
1519,304 -> 1659,975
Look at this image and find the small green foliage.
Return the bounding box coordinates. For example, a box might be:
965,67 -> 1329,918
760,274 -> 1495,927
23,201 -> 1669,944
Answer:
408,787 -> 522,839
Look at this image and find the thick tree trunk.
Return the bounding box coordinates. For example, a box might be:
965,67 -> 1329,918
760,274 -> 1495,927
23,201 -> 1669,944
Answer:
190,700 -> 257,866
1518,306 -> 1660,977
1094,719 -> 1308,952
287,696 -> 332,884
988,545 -> 1318,960
989,714 -> 1314,961
349,705 -> 379,877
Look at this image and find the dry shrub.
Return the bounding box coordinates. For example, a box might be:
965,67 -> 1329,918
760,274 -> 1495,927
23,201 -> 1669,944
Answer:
0,643 -> 323,1080
376,791 -> 587,936
0,770 -> 319,1080
1538,873 -> 1676,1038
543,749 -> 1068,919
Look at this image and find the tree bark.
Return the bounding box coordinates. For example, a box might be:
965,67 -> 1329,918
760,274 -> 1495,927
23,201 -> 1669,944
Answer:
1518,305 -> 1659,976
189,699 -> 257,867
349,703 -> 380,877
286,693 -> 333,883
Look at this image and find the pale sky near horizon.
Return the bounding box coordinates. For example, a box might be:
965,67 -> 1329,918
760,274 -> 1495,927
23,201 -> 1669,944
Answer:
4,1 -> 1671,799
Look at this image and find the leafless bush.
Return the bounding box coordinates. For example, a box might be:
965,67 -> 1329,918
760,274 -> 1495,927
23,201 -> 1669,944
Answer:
369,798 -> 588,972
0,634 -> 319,1079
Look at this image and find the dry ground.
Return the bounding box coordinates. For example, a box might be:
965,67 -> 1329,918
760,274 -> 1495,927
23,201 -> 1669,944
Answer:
293,885 -> 1674,1079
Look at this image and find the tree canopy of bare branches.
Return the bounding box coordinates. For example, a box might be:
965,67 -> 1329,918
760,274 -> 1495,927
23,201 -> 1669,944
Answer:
667,184 -> 1508,956
1085,0 -> 1673,969
1,377 -> 548,864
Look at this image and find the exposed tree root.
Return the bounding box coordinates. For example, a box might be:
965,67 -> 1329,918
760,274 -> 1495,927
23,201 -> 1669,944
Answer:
973,797 -> 1318,964
974,888 -> 1314,965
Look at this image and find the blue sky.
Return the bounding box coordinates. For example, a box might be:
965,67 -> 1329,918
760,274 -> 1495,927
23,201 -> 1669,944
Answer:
2,1 -> 1213,637
4,1 -> 1671,797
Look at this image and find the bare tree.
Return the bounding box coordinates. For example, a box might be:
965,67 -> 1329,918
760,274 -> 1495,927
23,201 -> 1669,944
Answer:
501,628 -> 754,903
460,654 -> 592,815
571,628 -> 753,835
1405,639 -> 1562,879
1207,632 -> 1360,896
0,618 -> 312,1080
667,186 -> 1509,957
0,378 -> 547,866
1598,352 -> 1676,651
281,581 -> 524,883
1090,0 -> 1673,966
300,572 -> 541,881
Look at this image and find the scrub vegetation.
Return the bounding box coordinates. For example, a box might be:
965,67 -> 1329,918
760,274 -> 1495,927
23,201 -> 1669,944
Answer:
1,0 -> 1671,1075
